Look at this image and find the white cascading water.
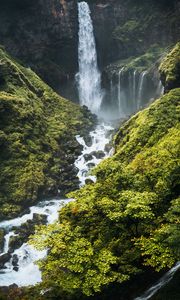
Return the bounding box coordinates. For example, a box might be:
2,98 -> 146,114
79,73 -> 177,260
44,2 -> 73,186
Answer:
0,199 -> 71,286
156,80 -> 164,96
137,71 -> 147,109
133,70 -> 137,109
118,68 -> 124,115
0,0 -> 113,287
134,262 -> 180,300
0,124 -> 113,287
76,1 -> 103,114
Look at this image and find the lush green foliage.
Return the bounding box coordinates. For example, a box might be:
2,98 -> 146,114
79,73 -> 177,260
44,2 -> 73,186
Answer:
159,42 -> 180,91
106,45 -> 165,74
112,0 -> 179,57
31,88 -> 180,297
0,49 -> 94,219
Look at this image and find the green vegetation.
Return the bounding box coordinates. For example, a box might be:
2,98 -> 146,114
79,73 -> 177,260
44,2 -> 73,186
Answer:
113,20 -> 141,45
0,48 -> 95,219
106,45 -> 165,74
31,88 -> 180,298
112,0 -> 179,59
159,42 -> 180,91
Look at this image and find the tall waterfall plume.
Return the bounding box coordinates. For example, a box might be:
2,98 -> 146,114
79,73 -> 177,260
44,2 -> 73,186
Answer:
76,1 -> 103,114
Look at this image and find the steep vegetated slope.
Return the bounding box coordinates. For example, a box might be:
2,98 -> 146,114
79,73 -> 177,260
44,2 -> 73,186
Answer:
29,44 -> 180,300
159,42 -> 180,92
0,48 -> 95,220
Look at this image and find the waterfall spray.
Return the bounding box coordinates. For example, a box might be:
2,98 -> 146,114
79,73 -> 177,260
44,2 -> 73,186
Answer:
157,80 -> 164,96
118,68 -> 124,114
137,71 -> 147,109
76,1 -> 103,114
133,70 -> 137,109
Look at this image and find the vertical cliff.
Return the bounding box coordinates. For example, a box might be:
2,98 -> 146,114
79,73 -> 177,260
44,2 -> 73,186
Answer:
0,0 -> 179,98
0,0 -> 78,92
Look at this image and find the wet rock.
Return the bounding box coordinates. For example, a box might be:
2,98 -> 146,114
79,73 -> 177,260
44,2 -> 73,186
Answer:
105,129 -> 114,139
0,253 -> 11,268
90,150 -> 105,159
32,213 -> 47,225
84,154 -> 93,161
0,229 -> 5,253
8,236 -> 23,253
19,208 -> 30,217
87,162 -> 96,169
0,283 -> 18,294
9,214 -> 48,252
66,155 -> 76,164
105,143 -> 113,153
12,254 -> 18,267
84,135 -> 92,147
85,178 -> 94,185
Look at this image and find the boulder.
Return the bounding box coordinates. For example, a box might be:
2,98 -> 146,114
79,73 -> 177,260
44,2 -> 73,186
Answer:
84,154 -> 93,161
0,229 -> 5,253
0,253 -> 11,268
90,150 -> 105,159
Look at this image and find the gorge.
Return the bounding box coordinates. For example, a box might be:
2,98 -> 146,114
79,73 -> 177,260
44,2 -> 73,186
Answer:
0,1 -> 180,299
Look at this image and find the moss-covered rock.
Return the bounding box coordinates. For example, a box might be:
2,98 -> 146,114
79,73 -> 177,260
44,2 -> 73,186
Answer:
159,42 -> 180,92
31,88 -> 180,297
0,228 -> 5,252
0,48 -> 95,220
105,46 -> 165,75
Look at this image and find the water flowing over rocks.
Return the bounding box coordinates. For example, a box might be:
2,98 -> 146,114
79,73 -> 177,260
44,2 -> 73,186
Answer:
134,262 -> 180,300
0,1 -> 179,298
0,121 -> 113,287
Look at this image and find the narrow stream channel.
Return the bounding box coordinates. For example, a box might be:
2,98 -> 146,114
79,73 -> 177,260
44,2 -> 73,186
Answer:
0,122 -> 113,287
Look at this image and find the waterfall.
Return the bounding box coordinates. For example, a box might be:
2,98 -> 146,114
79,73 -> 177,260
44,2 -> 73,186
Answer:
137,71 -> 147,109
133,70 -> 137,109
118,68 -> 124,114
0,124 -> 113,287
76,1 -> 103,114
110,78 -> 113,104
156,80 -> 164,96
134,262 -> 180,300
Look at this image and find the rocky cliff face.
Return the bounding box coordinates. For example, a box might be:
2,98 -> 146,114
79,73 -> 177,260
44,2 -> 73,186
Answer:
0,0 -> 179,98
0,0 -> 78,93
88,0 -> 180,67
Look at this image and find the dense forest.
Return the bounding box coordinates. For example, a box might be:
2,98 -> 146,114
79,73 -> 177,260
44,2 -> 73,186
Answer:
0,0 -> 179,299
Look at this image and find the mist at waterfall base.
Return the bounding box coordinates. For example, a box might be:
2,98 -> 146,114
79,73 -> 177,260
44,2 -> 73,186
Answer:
101,68 -> 164,120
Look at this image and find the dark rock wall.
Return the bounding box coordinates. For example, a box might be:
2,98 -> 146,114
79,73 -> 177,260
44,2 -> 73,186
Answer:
0,0 -> 179,95
0,0 -> 78,92
88,0 -> 180,67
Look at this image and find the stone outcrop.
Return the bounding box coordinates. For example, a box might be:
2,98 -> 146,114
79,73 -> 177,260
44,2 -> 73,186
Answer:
0,0 -> 179,98
0,0 -> 78,94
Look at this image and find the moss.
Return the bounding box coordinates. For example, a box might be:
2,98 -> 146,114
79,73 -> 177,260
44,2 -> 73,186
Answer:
112,0 -> 179,60
0,48 -> 95,220
106,45 -> 165,74
159,42 -> 180,91
113,20 -> 141,44
30,88 -> 180,297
